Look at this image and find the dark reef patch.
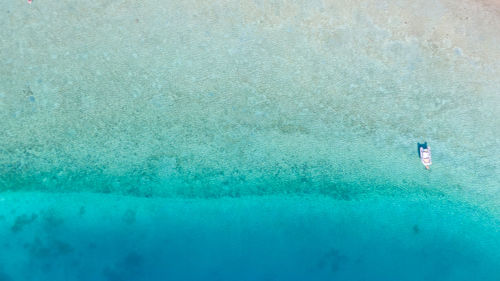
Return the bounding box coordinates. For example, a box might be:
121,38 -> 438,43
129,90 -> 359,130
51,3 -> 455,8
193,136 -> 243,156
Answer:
122,209 -> 136,225
317,248 -> 348,272
413,224 -> 420,234
41,208 -> 65,230
11,213 -> 38,233
102,252 -> 145,281
24,237 -> 74,259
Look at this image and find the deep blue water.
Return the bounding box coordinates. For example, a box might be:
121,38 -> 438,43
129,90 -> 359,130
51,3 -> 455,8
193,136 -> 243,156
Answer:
0,192 -> 499,281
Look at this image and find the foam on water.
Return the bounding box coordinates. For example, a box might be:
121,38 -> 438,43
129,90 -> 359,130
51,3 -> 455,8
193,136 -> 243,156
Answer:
0,0 -> 499,280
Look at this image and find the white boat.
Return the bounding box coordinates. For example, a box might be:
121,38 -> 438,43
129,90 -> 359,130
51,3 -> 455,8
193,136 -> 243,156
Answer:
420,146 -> 432,169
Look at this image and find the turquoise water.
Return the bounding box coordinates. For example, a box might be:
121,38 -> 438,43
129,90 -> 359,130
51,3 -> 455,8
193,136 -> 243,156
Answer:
0,192 -> 499,280
1,0 -> 500,280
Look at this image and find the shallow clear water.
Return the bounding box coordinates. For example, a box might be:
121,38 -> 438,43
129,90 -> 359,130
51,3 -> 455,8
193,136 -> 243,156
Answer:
1,0 -> 499,280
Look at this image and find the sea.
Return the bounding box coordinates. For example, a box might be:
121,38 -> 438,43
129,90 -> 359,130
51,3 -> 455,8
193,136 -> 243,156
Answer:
0,0 -> 499,280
